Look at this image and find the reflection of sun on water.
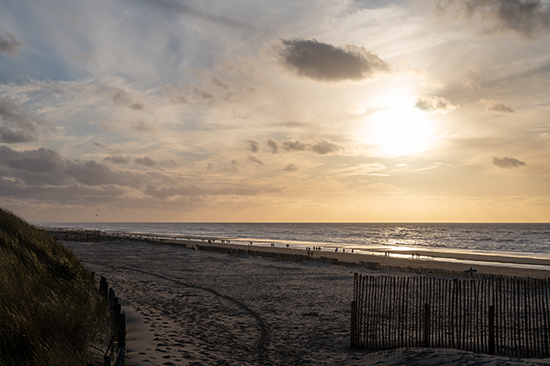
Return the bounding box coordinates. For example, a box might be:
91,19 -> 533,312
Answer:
366,107 -> 434,157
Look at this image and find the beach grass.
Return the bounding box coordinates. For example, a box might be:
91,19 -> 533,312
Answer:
0,208 -> 110,366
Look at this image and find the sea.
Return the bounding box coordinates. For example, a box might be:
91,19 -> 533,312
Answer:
37,222 -> 550,261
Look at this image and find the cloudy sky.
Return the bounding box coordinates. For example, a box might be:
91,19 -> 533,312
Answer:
1,0 -> 550,222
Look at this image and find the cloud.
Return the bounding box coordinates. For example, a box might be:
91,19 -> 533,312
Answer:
0,97 -> 53,143
437,0 -> 550,38
246,139 -> 261,152
266,138 -> 279,154
492,156 -> 527,168
134,156 -> 157,167
248,155 -> 264,165
138,0 -> 256,31
310,138 -> 345,154
0,31 -> 24,55
478,99 -> 515,113
0,146 -> 139,187
275,38 -> 389,82
105,155 -> 132,165
112,88 -> 145,110
415,96 -> 458,114
131,121 -> 157,132
281,138 -> 344,154
283,140 -> 308,151
282,163 -> 297,172
143,183 -> 265,198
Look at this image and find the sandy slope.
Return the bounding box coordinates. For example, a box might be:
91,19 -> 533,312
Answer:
63,238 -> 550,366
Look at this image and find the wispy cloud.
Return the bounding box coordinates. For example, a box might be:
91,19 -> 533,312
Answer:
248,154 -> 264,165
478,99 -> 515,113
0,98 -> 53,143
437,0 -> 550,38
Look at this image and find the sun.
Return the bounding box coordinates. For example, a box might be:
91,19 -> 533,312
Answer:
365,104 -> 434,157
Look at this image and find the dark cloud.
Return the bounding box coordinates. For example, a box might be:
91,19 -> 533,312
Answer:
437,0 -> 550,38
134,156 -> 157,167
112,88 -> 146,110
283,140 -> 308,151
282,163 -> 297,172
478,99 -> 515,113
489,102 -> 515,113
246,139 -> 261,153
0,97 -> 52,143
266,138 -> 279,154
248,155 -> 264,165
64,159 -> 137,186
189,86 -> 215,101
130,101 -> 145,110
0,146 -> 139,187
0,178 -> 125,203
105,155 -> 131,165
310,139 -> 345,154
0,146 -> 62,173
280,138 -> 344,154
276,38 -> 389,82
492,156 -> 527,168
210,76 -> 230,91
0,31 -> 24,55
415,96 -> 458,113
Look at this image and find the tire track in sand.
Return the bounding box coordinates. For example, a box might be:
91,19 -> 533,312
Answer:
85,261 -> 272,366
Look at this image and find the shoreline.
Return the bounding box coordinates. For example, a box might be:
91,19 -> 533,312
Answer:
47,228 -> 550,278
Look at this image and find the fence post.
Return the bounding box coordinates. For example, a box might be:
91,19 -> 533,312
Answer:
100,276 -> 108,297
489,305 -> 495,355
424,303 -> 430,348
114,301 -> 121,326
351,300 -> 357,348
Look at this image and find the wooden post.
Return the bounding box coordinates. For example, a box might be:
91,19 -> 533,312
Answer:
424,303 -> 430,348
351,300 -> 357,348
114,300 -> 121,325
100,276 -> 108,297
489,305 -> 495,355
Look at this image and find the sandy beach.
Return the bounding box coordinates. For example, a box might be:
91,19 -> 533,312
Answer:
62,237 -> 550,366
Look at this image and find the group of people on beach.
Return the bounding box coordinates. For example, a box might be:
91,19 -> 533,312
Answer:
306,246 -> 321,257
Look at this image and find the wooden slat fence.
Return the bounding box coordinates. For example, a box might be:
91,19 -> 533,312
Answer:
351,273 -> 550,358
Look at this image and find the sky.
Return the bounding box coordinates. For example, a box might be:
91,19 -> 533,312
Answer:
1,0 -> 550,223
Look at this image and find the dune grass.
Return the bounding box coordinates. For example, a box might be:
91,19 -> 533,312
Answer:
0,208 -> 109,366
